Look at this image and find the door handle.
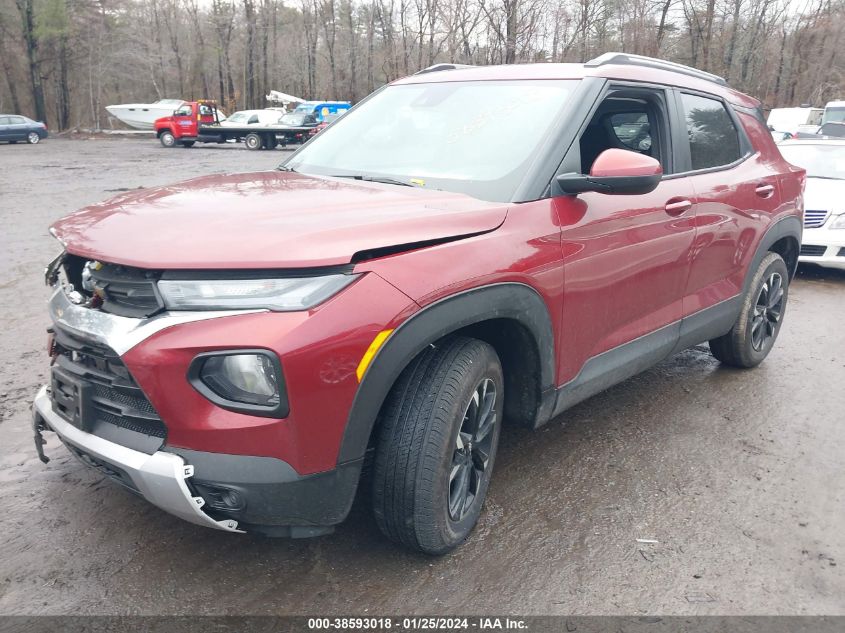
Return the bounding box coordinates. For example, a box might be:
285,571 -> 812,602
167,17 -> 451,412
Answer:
665,198 -> 692,216
755,183 -> 775,198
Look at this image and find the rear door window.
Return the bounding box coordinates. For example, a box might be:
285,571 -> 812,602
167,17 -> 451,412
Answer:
680,94 -> 742,170
10,116 -> 25,124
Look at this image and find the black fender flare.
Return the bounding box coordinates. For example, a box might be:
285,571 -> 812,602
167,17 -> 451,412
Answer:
742,215 -> 802,295
336,282 -> 556,464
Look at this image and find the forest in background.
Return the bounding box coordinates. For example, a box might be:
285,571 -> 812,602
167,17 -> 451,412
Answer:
0,0 -> 843,129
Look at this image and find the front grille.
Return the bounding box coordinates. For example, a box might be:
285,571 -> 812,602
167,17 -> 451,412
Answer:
800,244 -> 827,257
87,262 -> 163,318
804,210 -> 829,228
51,324 -> 166,453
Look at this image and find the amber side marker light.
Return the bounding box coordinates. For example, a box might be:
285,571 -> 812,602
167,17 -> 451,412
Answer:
356,329 -> 394,382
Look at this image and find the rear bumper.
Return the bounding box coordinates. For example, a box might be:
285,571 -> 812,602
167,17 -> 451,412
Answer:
33,385 -> 362,536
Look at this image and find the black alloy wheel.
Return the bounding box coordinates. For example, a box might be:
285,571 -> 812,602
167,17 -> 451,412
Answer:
750,271 -> 784,351
449,378 -> 497,522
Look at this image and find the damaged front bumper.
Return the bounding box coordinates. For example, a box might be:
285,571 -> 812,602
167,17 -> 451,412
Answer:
32,385 -> 243,532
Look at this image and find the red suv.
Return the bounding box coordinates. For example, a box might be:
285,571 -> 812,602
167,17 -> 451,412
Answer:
33,53 -> 804,554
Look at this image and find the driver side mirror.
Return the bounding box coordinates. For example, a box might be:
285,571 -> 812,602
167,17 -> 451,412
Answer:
557,148 -> 662,196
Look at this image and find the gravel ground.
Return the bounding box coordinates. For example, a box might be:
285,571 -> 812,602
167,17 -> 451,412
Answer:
0,138 -> 843,616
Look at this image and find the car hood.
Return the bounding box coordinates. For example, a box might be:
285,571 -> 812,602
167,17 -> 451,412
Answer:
804,177 -> 845,214
51,171 -> 507,269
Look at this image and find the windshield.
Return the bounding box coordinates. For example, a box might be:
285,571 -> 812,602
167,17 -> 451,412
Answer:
281,113 -> 309,126
227,112 -> 248,123
285,80 -> 578,202
779,144 -> 845,179
822,107 -> 845,125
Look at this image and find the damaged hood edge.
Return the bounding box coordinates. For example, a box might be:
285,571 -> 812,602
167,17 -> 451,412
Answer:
50,171 -> 509,270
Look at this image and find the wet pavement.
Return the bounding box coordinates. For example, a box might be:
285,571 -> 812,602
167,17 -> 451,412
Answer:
0,138 -> 843,615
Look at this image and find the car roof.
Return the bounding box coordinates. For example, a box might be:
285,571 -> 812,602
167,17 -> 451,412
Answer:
394,60 -> 759,109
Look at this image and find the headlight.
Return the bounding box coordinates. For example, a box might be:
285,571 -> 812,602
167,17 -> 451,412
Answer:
829,214 -> 845,229
158,274 -> 357,311
188,351 -> 288,417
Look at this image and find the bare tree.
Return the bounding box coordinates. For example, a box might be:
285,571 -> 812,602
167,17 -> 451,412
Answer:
1,0 -> 843,128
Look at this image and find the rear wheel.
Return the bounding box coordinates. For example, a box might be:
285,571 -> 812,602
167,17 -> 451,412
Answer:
27,131 -> 40,144
709,252 -> 789,368
159,131 -> 176,148
372,336 -> 503,555
245,133 -> 263,150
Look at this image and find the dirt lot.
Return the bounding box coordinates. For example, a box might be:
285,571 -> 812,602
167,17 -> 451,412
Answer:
0,138 -> 843,616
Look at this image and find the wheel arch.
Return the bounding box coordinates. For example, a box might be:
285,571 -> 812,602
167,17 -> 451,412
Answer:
745,215 -> 802,292
768,234 -> 800,280
156,128 -> 172,138
337,282 -> 557,465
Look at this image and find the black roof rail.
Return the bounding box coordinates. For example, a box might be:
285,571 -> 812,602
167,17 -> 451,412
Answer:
585,52 -> 728,87
414,63 -> 475,75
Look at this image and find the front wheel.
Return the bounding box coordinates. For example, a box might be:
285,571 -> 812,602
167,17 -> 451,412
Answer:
245,133 -> 263,150
372,336 -> 503,555
27,132 -> 40,144
159,131 -> 176,148
709,251 -> 789,368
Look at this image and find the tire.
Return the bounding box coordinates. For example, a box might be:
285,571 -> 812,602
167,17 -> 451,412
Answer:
181,141 -> 195,148
709,252 -> 789,368
265,135 -> 278,150
371,336 -> 504,555
159,131 -> 176,148
245,133 -> 263,150
27,131 -> 40,144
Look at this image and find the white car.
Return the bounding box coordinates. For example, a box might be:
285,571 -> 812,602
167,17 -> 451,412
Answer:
778,139 -> 845,270
219,109 -> 281,127
768,106 -> 823,136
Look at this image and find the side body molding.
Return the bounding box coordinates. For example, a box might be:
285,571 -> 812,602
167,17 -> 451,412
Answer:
337,283 -> 557,464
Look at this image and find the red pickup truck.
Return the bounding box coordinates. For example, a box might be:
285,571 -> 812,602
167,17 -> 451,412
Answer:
153,100 -> 317,150
34,54 -> 804,554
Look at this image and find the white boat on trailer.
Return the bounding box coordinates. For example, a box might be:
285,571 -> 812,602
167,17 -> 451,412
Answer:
105,99 -> 191,130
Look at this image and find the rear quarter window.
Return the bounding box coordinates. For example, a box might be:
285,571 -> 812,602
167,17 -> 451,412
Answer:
681,94 -> 742,170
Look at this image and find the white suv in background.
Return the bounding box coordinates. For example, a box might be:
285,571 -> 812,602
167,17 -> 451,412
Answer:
779,140 -> 845,270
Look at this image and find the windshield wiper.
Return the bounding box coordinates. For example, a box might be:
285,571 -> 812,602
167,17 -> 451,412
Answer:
807,175 -> 842,180
278,164 -> 297,172
331,174 -> 415,187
